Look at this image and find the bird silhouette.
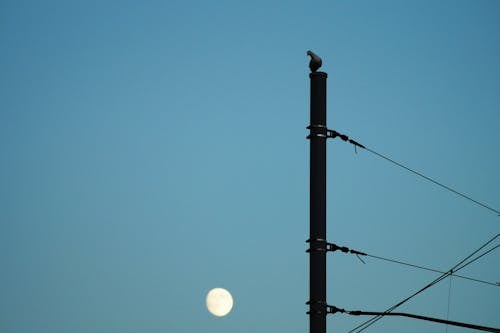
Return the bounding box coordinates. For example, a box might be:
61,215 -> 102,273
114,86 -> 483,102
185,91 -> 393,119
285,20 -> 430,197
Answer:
307,50 -> 322,72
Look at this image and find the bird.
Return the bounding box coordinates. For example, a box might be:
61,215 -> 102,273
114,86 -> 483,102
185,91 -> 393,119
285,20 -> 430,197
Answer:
307,50 -> 322,72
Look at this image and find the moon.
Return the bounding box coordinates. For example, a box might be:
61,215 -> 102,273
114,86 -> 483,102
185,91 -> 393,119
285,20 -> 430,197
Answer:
206,288 -> 233,317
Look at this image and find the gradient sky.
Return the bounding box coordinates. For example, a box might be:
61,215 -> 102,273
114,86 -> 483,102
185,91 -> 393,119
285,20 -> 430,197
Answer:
1,1 -> 499,332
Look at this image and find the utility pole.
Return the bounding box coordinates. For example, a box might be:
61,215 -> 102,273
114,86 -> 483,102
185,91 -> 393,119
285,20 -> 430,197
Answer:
306,50 -> 327,333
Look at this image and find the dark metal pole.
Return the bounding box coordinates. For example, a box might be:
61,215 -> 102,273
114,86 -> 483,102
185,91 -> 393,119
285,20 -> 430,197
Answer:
307,57 -> 328,333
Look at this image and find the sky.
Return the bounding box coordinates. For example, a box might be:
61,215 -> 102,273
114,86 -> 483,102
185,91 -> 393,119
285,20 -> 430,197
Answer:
0,1 -> 499,332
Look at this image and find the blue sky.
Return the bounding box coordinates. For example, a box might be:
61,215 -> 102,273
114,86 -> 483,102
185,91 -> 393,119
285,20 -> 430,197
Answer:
1,1 -> 499,332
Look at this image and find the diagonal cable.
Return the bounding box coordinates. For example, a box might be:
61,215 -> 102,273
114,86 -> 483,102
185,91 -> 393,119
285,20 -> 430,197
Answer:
327,242 -> 499,287
364,146 -> 500,216
327,129 -> 500,216
364,253 -> 498,287
347,233 -> 499,333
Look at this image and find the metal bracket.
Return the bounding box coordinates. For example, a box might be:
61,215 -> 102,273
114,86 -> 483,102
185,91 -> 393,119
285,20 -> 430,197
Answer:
306,300 -> 327,317
306,124 -> 327,139
326,305 -> 346,315
307,126 -> 366,149
326,241 -> 367,256
306,301 -> 346,316
306,238 -> 327,253
326,242 -> 350,253
307,239 -> 367,256
326,129 -> 347,140
326,129 -> 366,148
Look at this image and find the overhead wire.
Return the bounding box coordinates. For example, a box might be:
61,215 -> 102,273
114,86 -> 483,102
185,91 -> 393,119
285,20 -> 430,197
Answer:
328,242 -> 499,287
347,233 -> 500,333
325,130 -> 499,331
333,308 -> 500,333
363,146 -> 500,216
327,129 -> 500,216
446,275 -> 453,333
456,243 -> 500,271
363,253 -> 499,287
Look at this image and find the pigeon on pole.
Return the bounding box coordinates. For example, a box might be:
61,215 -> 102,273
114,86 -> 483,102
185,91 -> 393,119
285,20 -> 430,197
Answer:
307,50 -> 322,73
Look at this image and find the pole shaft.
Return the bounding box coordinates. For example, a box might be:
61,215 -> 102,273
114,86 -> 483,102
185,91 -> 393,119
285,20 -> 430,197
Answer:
309,71 -> 328,333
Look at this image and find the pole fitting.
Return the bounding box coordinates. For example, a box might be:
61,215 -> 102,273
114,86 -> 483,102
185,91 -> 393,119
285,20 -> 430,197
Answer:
307,124 -> 328,139
326,242 -> 349,253
306,300 -> 328,317
325,241 -> 367,256
326,305 -> 346,315
326,129 -> 366,149
307,301 -> 348,316
306,238 -> 327,253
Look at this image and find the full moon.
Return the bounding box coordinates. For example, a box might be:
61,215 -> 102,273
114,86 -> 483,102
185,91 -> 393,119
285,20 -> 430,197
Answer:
206,288 -> 233,317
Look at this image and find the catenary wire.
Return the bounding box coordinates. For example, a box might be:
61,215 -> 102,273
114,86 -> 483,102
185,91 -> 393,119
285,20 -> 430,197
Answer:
348,235 -> 499,333
451,234 -> 499,272
341,309 -> 500,333
327,129 -> 500,216
446,276 -> 452,333
329,306 -> 500,332
327,242 -> 499,287
326,130 -> 500,331
456,243 -> 499,271
364,253 -> 498,287
363,146 -> 500,216
347,233 -> 499,333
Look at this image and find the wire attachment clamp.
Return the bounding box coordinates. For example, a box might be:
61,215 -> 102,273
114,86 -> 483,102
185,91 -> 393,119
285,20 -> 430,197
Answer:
326,129 -> 366,149
306,124 -> 327,139
306,300 -> 327,317
306,238 -> 327,253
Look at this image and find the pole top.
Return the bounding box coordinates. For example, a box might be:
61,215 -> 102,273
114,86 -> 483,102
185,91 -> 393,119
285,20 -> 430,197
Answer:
309,72 -> 328,79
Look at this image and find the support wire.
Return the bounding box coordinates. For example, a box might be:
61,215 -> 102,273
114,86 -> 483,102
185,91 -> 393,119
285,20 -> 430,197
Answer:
327,129 -> 500,216
347,233 -> 499,333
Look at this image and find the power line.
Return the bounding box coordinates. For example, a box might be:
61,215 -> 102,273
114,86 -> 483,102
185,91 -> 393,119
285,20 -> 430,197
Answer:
324,129 -> 499,332
446,276 -> 453,333
363,146 -> 500,216
327,242 -> 499,287
456,243 -> 500,272
328,306 -> 500,333
452,235 -> 499,272
327,129 -> 500,216
364,253 -> 499,287
347,233 -> 500,333
347,235 -> 499,333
